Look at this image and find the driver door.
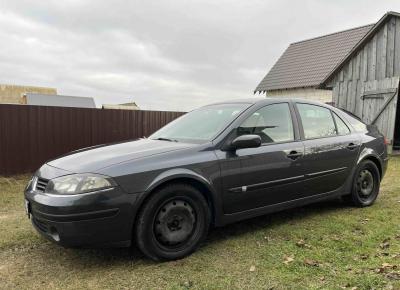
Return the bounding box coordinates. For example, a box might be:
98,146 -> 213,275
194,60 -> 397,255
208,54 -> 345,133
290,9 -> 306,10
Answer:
216,102 -> 305,214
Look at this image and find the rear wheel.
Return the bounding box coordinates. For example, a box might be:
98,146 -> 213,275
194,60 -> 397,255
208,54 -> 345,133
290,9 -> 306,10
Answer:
345,160 -> 380,207
135,183 -> 210,261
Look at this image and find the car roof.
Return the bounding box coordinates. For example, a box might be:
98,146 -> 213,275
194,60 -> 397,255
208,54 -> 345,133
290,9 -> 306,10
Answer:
207,97 -> 334,109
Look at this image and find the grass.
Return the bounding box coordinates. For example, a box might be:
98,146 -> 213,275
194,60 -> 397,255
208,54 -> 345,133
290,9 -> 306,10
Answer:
0,158 -> 400,290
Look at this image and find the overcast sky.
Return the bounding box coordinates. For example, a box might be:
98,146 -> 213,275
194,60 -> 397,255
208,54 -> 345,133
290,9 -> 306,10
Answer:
1,1 -> 400,111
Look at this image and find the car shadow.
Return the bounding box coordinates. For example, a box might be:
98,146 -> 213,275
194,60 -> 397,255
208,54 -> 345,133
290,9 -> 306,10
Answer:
206,198 -> 348,245
53,198 -> 349,264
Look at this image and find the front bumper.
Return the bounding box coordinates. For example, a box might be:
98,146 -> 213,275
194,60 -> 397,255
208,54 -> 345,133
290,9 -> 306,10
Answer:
382,157 -> 389,179
25,182 -> 139,248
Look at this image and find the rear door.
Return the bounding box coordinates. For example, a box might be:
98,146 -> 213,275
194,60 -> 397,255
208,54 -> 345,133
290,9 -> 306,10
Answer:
294,103 -> 360,196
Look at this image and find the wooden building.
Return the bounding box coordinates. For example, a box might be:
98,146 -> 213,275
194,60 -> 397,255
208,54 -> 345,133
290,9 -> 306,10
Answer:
322,12 -> 400,152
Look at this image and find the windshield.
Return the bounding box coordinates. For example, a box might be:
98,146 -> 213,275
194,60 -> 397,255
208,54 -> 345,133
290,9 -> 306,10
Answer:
150,103 -> 249,143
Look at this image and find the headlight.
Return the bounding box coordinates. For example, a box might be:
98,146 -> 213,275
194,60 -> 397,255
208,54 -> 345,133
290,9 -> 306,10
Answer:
46,174 -> 116,195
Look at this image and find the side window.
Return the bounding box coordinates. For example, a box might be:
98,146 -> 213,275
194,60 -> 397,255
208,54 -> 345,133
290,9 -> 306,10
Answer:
297,104 -> 336,139
238,103 -> 294,144
333,112 -> 350,135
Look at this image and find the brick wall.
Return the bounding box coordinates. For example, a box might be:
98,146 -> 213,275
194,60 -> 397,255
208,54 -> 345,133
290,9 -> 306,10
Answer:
266,88 -> 333,103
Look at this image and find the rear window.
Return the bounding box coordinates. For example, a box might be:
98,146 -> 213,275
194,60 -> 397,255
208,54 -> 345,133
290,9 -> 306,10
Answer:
339,110 -> 367,132
297,103 -> 336,139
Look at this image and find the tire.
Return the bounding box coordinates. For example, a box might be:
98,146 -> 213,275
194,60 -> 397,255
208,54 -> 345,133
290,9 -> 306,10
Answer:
135,183 -> 211,261
345,160 -> 381,207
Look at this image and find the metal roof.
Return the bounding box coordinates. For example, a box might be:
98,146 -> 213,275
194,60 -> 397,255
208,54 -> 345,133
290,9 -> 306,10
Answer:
255,24 -> 374,92
25,93 -> 96,108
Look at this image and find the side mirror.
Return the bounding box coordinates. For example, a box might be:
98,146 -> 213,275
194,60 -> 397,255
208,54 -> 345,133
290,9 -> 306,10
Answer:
230,134 -> 261,150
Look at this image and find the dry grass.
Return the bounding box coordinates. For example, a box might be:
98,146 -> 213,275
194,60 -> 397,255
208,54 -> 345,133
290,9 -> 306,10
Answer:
0,158 -> 400,289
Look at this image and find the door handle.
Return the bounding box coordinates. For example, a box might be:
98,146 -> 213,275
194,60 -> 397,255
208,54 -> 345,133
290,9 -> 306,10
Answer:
286,150 -> 303,160
346,143 -> 358,150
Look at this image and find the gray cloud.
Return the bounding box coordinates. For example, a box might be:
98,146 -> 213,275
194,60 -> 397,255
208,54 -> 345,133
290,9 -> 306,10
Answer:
1,0 -> 400,111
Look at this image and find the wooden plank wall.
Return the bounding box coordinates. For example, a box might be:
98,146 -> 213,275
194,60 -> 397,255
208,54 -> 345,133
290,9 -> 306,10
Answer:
329,15 -> 400,143
0,105 -> 184,175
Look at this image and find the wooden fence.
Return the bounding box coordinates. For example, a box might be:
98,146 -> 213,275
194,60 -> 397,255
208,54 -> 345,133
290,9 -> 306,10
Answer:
0,104 -> 184,175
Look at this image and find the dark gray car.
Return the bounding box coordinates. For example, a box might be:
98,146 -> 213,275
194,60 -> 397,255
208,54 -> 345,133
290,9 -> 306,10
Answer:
24,98 -> 388,261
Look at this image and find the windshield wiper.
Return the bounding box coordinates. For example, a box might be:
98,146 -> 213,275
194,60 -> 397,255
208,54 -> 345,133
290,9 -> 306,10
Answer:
153,137 -> 178,142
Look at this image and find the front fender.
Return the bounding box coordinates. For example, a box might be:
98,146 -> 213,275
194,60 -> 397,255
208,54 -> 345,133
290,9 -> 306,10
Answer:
145,168 -> 216,195
131,168 -> 222,226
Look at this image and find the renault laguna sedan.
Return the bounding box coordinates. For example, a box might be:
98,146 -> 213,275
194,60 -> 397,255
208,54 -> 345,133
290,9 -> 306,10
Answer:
24,98 -> 388,261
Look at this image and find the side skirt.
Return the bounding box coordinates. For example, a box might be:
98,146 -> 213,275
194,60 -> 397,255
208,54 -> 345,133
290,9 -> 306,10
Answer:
218,187 -> 347,226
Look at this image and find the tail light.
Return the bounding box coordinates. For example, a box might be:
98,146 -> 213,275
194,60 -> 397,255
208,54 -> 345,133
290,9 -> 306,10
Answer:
384,137 -> 390,145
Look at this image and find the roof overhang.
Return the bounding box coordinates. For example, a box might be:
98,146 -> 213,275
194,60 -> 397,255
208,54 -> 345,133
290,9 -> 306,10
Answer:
320,11 -> 400,88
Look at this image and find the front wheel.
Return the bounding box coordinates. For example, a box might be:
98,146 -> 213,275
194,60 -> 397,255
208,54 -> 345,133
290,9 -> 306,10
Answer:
345,160 -> 381,207
135,183 -> 210,261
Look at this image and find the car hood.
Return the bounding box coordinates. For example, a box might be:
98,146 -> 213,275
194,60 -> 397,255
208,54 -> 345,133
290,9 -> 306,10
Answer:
47,138 -> 194,173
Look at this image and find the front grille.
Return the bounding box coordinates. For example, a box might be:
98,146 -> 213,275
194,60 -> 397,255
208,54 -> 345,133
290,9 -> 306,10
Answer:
35,178 -> 49,193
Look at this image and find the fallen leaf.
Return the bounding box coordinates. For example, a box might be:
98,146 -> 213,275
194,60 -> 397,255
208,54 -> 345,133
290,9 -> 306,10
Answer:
283,255 -> 294,265
380,238 -> 391,249
182,280 -> 193,288
386,284 -> 395,290
332,235 -> 341,241
353,229 -> 365,235
304,259 -> 319,267
319,276 -> 326,282
386,272 -> 400,280
296,239 -> 306,247
382,263 -> 397,269
375,263 -> 397,274
360,254 -> 369,260
361,218 -> 370,224
296,239 -> 312,249
375,268 -> 385,274
376,252 -> 390,257
249,265 -> 256,272
341,283 -> 351,289
264,236 -> 272,242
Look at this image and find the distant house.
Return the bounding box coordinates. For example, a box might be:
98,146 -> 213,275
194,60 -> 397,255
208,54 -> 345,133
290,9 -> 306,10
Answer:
23,93 -> 96,108
102,102 -> 140,110
254,24 -> 373,103
0,84 -> 57,104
